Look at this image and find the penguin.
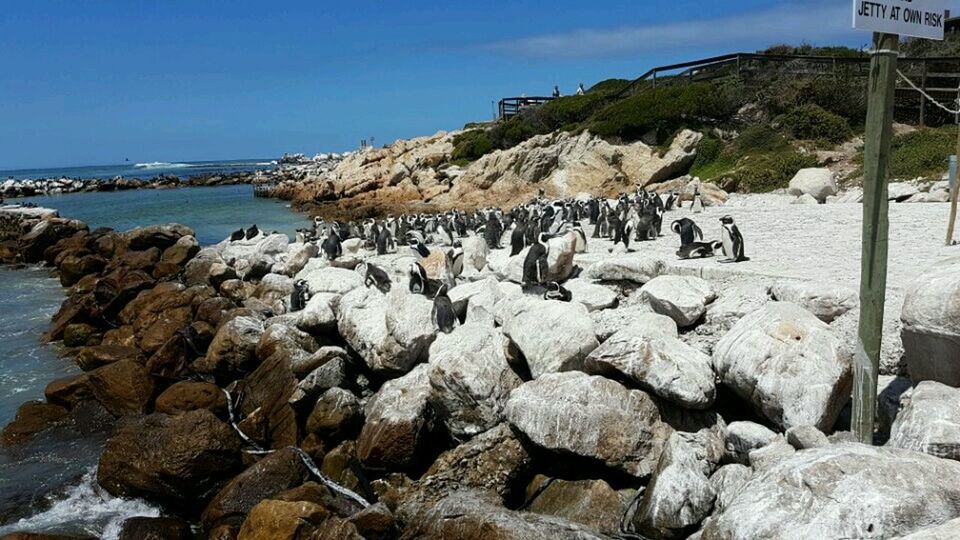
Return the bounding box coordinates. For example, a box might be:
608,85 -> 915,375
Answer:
245,224 -> 260,240
664,191 -> 678,211
409,240 -> 431,259
432,283 -> 457,334
376,227 -> 392,255
719,216 -> 749,263
360,262 -> 392,293
620,219 -> 635,251
447,247 -> 465,279
229,229 -> 245,242
408,262 -> 441,296
510,222 -> 527,256
692,188 -> 704,214
570,225 -> 588,253
676,241 -> 719,260
543,282 -> 572,302
321,230 -> 342,260
290,279 -> 310,312
484,214 -> 503,250
671,218 -> 703,247
522,233 -> 550,285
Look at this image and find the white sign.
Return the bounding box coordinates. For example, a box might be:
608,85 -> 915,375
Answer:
853,0 -> 946,40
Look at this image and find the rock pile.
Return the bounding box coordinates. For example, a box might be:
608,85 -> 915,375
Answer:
3,201 -> 960,539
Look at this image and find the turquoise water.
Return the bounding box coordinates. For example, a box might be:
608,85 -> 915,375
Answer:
19,184 -> 310,245
0,185 -> 310,538
1,158 -> 275,182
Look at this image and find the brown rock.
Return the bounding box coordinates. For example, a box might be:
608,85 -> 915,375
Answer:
115,247 -> 161,272
321,441 -> 363,494
118,516 -> 192,540
97,409 -> 244,507
236,499 -> 328,540
161,235 -> 200,266
87,360 -> 155,417
348,503 -> 397,540
311,516 -> 364,539
234,354 -> 299,449
63,323 -> 101,348
274,481 -> 365,519
75,344 -> 140,371
0,533 -> 95,540
202,447 -> 311,529
197,297 -> 236,327
1,401 -> 69,446
138,306 -> 192,354
126,224 -> 195,251
193,316 -> 264,379
44,373 -> 93,408
155,381 -> 227,415
19,217 -> 88,263
527,478 -> 626,535
306,388 -> 363,443
102,325 -> 137,348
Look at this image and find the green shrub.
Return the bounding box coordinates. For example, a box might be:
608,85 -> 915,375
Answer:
691,136 -> 723,169
777,104 -> 852,144
487,117 -> 541,150
730,149 -> 819,192
736,124 -> 789,153
888,126 -> 955,179
759,75 -> 866,128
451,129 -> 494,162
587,79 -> 632,96
539,94 -> 607,128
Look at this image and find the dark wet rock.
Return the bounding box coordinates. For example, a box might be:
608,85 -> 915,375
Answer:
126,224 -> 194,251
155,381 -> 227,416
86,359 -> 155,417
236,499 -> 328,540
44,373 -> 93,408
118,516 -> 192,540
527,478 -> 627,536
306,387 -> 364,443
75,344 -> 140,371
1,401 -> 70,446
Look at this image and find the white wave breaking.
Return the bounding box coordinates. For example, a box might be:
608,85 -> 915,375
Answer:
132,161 -> 191,170
0,467 -> 160,540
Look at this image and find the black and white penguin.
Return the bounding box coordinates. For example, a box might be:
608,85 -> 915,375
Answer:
570,225 -> 588,253
229,229 -> 245,242
409,240 -> 430,259
408,262 -> 441,296
245,224 -> 260,240
692,188 -> 704,214
718,216 -> 749,263
671,218 -> 704,247
376,227 -> 392,255
447,247 -> 464,279
432,283 -> 457,334
289,279 -> 310,312
484,214 -> 503,250
543,282 -> 572,302
664,191 -> 678,211
361,262 -> 392,293
676,241 -> 719,260
522,233 -> 550,285
510,222 -> 527,256
321,230 -> 342,260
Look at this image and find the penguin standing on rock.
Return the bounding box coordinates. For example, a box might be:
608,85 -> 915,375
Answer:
718,216 -> 749,263
692,189 -> 704,214
290,279 -> 310,312
484,214 -> 503,250
245,224 -> 260,240
522,233 -> 550,286
408,262 -> 441,296
510,221 -> 527,256
432,283 -> 457,334
360,262 -> 392,293
230,229 -> 245,242
543,282 -> 572,302
321,229 -> 342,261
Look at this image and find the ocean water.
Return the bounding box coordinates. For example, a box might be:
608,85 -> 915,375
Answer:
0,185 -> 311,538
0,158 -> 275,182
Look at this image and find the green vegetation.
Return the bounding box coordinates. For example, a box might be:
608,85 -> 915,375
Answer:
728,150 -> 819,193
777,104 -> 852,145
691,125 -> 817,192
888,126 -> 955,179
761,44 -> 866,58
451,130 -> 493,162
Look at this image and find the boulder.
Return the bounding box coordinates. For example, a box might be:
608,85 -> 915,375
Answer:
703,283 -> 770,332
357,363 -> 438,472
770,280 -> 858,323
499,298 -> 598,379
585,329 -> 715,409
401,489 -> 609,540
748,439 -> 796,473
785,425 -> 830,450
428,323 -> 522,439
154,381 -> 227,416
505,371 -> 672,478
118,516 -> 192,540
86,360 -> 155,417
202,447 -> 311,529
126,224 -> 194,250
888,181 -> 921,201
295,265 -> 363,296
306,387 -> 364,442
712,302 -> 852,431
633,428 -> 726,539
640,275 -> 716,327
288,353 -> 353,405
256,322 -> 320,376
193,316 -> 265,378
787,168 -> 837,203
898,518 -> 960,539
336,288 -> 432,376
583,255 -> 665,284
527,478 -> 626,536
237,499 -> 329,540
97,409 -> 244,507
723,421 -> 779,464
161,235 -> 200,266
888,381 -> 960,461
384,289 -> 438,366
700,444 -> 960,539
901,257 -> 960,386
460,235 -> 489,273
1,401 -> 69,446
563,279 -> 618,312
295,293 -> 338,336
709,464 -> 752,514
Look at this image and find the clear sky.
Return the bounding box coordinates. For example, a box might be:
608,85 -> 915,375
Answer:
0,1 -> 885,169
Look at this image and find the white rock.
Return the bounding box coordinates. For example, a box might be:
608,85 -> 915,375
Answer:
888,182 -> 921,201
701,444 -> 960,539
901,256 -> 960,386
294,293 -> 338,336
712,302 -> 852,431
499,297 -> 599,378
770,280 -> 858,323
563,279 -> 618,312
505,372 -> 672,478
336,287 -> 428,375
357,363 -> 436,470
585,330 -> 716,409
709,464 -> 752,514
898,518 -> 960,539
788,168 -> 837,203
428,323 -> 522,439
888,381 -> 960,461
640,275 -> 716,327
460,235 -> 489,272
724,421 -> 779,465
792,193 -> 820,205
704,283 -> 770,331
583,255 -> 665,284
295,265 -> 363,296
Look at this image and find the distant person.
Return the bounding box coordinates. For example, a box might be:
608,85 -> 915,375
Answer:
576,83 -> 586,95
552,85 -> 561,98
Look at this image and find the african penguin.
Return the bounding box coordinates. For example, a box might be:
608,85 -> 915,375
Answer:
718,216 -> 749,263
229,229 -> 245,242
543,282 -> 572,303
321,230 -> 342,261
245,224 -> 260,240
692,189 -> 703,214
522,233 -> 550,285
360,262 -> 392,293
432,283 -> 457,334
290,279 -> 310,312
671,218 -> 703,247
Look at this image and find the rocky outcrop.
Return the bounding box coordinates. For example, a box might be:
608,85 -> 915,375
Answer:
888,381 -> 960,461
901,256 -> 960,386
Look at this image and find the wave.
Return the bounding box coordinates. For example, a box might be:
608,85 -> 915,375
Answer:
132,162 -> 191,170
0,467 -> 160,540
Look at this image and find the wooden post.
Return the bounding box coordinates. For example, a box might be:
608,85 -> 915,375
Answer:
853,32 -> 898,445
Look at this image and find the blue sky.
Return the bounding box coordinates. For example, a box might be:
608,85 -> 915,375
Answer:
0,1 -> 884,169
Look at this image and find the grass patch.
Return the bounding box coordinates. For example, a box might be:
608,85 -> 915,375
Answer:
888,126 -> 955,179
776,104 -> 852,145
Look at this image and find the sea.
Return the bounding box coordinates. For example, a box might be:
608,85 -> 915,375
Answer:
0,159 -> 276,182
0,181 -> 311,538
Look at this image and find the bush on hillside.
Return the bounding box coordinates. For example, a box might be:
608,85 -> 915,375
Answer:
537,94 -> 607,129
451,129 -> 494,162
762,44 -> 866,58
587,79 -> 632,96
777,104 -> 852,144
487,117 -> 541,151
728,149 -> 819,192
736,124 -> 789,153
888,126 -> 955,179
758,75 -> 867,128
587,82 -> 742,143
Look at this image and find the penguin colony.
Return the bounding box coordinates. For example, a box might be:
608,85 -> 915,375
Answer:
229,187 -> 747,334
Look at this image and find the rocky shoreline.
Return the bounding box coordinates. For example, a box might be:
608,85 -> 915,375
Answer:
1,186 -> 959,539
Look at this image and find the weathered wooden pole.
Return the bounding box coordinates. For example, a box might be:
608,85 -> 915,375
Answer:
853,32 -> 898,444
